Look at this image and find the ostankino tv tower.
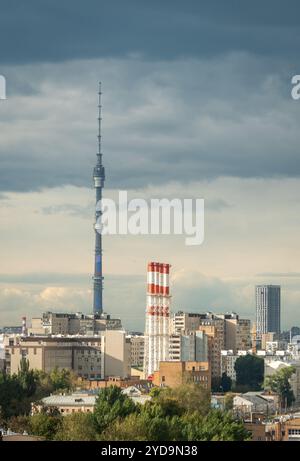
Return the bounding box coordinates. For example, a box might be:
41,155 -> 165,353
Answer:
93,83 -> 105,315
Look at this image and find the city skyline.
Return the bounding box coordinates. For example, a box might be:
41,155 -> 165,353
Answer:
1,1 -> 300,330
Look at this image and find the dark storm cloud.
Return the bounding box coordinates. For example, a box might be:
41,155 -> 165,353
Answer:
1,1 -> 300,64
1,5 -> 300,192
1,54 -> 300,193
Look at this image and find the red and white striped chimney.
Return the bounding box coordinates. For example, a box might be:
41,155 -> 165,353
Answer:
144,261 -> 171,377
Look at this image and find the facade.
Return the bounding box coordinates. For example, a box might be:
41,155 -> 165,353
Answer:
220,350 -> 248,382
266,417 -> 300,441
152,361 -> 211,390
170,312 -> 203,334
143,262 -> 171,377
218,314 -> 251,352
169,312 -> 251,377
28,311 -> 122,336
256,285 -> 281,339
169,331 -> 208,362
105,330 -> 131,378
127,334 -> 145,368
261,332 -> 277,350
265,341 -> 287,354
233,393 -> 277,417
244,421 -> 266,441
198,322 -> 224,378
5,330 -> 130,379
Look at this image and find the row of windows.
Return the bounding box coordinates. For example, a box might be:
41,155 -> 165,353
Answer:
288,429 -> 300,435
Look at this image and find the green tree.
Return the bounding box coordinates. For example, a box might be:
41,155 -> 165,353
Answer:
234,354 -> 264,391
54,413 -> 97,441
8,415 -> 31,434
0,371 -> 24,418
30,413 -> 62,440
221,373 -> 232,392
18,358 -> 37,397
49,367 -> 76,392
103,401 -> 250,441
264,366 -> 296,409
102,384 -> 211,441
168,384 -> 211,415
224,393 -> 234,411
211,376 -> 222,392
94,386 -> 137,433
181,409 -> 251,441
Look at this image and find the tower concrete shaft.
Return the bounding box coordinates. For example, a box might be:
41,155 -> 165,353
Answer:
93,83 -> 105,315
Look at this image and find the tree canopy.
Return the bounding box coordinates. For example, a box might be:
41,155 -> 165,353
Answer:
234,354 -> 264,391
264,366 -> 296,409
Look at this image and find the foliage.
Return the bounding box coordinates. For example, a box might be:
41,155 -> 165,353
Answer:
0,363 -> 78,421
234,354 -> 264,391
0,371 -> 25,418
94,386 -> 137,433
167,384 -> 211,415
221,373 -> 232,392
29,413 -> 62,440
7,415 -> 31,434
101,384 -> 247,442
211,377 -> 222,393
54,413 -> 97,441
212,374 -> 232,393
1,372 -> 251,441
48,367 -> 77,392
264,366 -> 296,408
180,410 -> 251,441
224,393 -> 234,411
18,358 -> 37,397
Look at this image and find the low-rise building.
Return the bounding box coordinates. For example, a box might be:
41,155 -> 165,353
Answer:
32,393 -> 96,415
233,392 -> 278,417
32,387 -> 151,415
152,361 -> 211,390
266,416 -> 300,441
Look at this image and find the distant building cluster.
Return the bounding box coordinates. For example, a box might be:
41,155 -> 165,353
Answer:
1,267 -> 299,397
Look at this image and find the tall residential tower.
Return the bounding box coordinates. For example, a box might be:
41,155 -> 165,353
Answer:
256,285 -> 281,339
93,83 -> 105,315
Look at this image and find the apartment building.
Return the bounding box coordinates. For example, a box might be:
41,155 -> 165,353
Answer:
4,330 -> 130,380
169,331 -> 208,362
127,334 -> 145,369
198,323 -> 224,378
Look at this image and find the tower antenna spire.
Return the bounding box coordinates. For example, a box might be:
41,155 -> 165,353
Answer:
93,82 -> 105,316
97,81 -> 102,162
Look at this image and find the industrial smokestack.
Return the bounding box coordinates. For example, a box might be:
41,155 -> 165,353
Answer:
144,262 -> 171,377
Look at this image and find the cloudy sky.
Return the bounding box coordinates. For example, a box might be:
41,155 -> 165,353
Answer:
1,1 -> 300,331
